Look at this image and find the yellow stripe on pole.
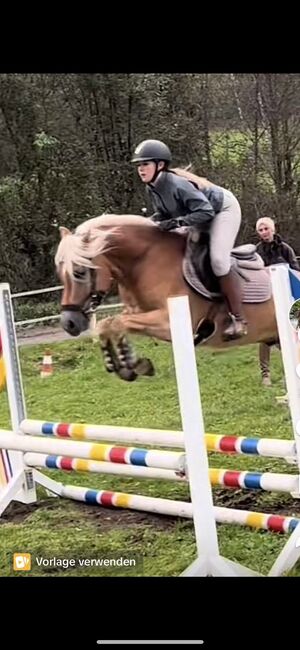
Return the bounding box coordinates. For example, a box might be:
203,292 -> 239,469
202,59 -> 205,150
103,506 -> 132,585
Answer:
0,355 -> 6,392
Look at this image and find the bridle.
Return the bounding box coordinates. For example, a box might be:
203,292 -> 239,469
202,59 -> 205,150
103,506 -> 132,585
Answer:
61,267 -> 107,317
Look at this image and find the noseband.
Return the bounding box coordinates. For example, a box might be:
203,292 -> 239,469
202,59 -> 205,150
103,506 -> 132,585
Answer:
61,268 -> 107,315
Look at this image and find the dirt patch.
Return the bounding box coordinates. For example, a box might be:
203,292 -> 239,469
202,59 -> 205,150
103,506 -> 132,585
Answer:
0,500 -> 43,524
2,490 -> 300,531
213,488 -> 300,519
80,504 -> 186,532
0,497 -> 188,531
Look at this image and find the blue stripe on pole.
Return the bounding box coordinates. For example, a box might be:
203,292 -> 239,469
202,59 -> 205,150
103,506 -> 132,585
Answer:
239,438 -> 259,454
243,472 -> 263,489
289,269 -> 300,300
45,455 -> 59,468
84,489 -> 100,504
42,422 -> 55,434
129,449 -> 148,466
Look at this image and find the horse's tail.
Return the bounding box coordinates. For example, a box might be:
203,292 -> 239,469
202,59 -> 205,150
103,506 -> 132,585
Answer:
171,166 -> 215,190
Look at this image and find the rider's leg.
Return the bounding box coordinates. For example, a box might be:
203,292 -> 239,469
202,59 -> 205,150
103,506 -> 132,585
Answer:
218,270 -> 247,339
209,189 -> 247,340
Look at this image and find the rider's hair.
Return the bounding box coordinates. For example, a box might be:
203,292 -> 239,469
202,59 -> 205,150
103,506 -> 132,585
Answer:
171,166 -> 215,190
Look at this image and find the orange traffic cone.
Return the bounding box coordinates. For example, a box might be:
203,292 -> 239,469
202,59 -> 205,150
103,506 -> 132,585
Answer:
40,349 -> 53,378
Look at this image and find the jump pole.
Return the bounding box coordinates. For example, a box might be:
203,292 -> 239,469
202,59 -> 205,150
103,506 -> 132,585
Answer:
20,418 -> 298,461
167,294 -> 259,576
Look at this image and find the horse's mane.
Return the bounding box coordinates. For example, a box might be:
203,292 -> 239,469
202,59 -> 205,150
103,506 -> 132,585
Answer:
55,213 -> 156,275
75,213 -> 155,234
171,167 -> 215,190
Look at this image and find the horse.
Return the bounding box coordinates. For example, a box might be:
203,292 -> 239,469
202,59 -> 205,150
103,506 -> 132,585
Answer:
54,206 -> 278,382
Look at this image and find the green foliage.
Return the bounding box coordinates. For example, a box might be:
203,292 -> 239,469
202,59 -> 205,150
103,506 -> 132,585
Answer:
33,131 -> 60,149
13,300 -> 59,323
1,73 -> 300,292
290,299 -> 300,318
211,130 -> 253,165
0,175 -> 22,198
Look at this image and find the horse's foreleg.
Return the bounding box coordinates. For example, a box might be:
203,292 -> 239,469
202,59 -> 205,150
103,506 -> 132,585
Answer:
97,309 -> 170,342
96,309 -> 170,381
97,316 -> 138,382
117,309 -> 170,340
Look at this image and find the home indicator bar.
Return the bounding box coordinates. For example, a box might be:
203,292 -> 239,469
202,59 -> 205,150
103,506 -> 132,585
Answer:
96,642 -> 205,645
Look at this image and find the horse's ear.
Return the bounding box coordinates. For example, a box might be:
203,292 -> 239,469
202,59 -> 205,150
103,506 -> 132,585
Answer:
59,226 -> 71,239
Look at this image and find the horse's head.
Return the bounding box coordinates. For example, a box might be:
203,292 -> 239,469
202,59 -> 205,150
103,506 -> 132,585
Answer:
55,220 -> 115,336
55,214 -> 157,336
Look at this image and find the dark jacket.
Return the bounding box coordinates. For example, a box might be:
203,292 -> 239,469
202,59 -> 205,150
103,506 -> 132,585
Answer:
256,234 -> 300,270
146,171 -> 224,228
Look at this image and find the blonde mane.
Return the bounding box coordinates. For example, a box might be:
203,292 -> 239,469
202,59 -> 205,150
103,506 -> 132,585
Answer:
75,213 -> 155,234
55,213 -> 155,275
171,167 -> 215,190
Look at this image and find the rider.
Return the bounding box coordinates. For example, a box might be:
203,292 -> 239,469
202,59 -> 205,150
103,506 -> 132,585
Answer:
131,138 -> 247,341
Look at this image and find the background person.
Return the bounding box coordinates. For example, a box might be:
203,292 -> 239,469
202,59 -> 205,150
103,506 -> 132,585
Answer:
256,217 -> 299,386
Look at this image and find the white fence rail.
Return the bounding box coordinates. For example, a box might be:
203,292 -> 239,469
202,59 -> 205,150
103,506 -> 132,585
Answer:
12,285 -> 64,299
11,285 -> 123,328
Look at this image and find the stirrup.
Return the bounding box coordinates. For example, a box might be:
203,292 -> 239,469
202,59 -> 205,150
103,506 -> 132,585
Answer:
222,314 -> 248,342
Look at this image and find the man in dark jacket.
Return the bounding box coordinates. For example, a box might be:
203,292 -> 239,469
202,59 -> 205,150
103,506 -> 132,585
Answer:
256,217 -> 300,270
256,216 -> 299,386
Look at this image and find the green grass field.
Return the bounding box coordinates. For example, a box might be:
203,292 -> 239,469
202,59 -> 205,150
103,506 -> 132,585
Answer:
1,335 -> 299,577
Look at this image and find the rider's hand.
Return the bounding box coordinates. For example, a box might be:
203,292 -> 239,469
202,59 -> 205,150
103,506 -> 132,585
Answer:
159,218 -> 182,231
150,212 -> 163,222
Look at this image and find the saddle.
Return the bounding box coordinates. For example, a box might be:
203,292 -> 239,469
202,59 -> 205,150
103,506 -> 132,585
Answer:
182,229 -> 272,304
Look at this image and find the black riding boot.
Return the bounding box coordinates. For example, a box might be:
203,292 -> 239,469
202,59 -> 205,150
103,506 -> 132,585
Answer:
218,270 -> 248,341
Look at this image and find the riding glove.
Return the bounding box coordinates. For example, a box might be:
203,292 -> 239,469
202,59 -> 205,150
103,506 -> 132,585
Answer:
150,212 -> 163,222
158,218 -> 184,231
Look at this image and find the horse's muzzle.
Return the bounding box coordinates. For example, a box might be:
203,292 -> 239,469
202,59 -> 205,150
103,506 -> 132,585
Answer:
60,310 -> 90,336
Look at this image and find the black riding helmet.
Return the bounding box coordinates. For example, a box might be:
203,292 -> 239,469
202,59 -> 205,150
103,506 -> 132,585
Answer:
131,139 -> 172,164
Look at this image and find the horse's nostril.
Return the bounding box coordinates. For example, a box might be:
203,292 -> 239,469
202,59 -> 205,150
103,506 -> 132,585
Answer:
68,321 -> 80,334
61,311 -> 88,336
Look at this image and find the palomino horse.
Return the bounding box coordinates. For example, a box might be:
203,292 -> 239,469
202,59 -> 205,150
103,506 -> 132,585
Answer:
55,209 -> 278,382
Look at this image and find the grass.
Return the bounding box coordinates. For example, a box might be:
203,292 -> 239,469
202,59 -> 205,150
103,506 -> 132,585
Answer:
0,334 -> 299,577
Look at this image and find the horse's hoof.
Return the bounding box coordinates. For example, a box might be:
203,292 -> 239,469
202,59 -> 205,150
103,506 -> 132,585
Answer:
118,367 -> 138,382
104,364 -> 116,373
134,358 -> 155,377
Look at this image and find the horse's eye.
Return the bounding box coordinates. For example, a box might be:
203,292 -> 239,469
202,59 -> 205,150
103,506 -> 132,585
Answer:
73,268 -> 88,281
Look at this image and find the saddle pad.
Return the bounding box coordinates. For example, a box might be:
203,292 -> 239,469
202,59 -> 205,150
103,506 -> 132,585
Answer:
183,247 -> 272,303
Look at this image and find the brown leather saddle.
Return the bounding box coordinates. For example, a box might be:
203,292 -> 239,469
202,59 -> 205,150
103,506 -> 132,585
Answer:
182,230 -> 270,302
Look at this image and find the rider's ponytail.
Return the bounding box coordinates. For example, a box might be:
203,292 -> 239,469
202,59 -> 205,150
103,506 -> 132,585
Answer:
171,166 -> 215,190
